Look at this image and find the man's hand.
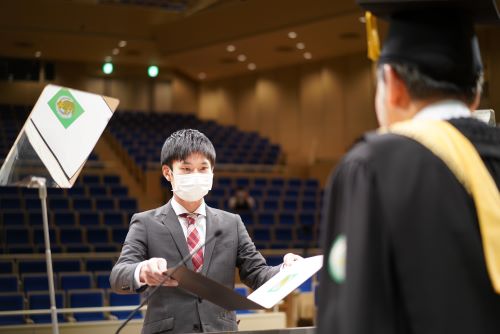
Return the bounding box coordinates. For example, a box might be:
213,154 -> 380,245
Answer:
139,258 -> 178,287
282,253 -> 303,268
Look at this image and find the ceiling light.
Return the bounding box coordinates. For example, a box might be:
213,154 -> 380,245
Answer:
198,72 -> 207,80
118,40 -> 127,47
104,56 -> 112,62
34,51 -> 42,58
288,31 -> 297,39
296,42 -> 305,50
226,45 -> 236,52
248,63 -> 256,71
102,62 -> 113,75
304,52 -> 312,60
112,48 -> 120,55
237,54 -> 247,62
148,65 -> 159,78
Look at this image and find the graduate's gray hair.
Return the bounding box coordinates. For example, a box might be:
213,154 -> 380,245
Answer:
377,62 -> 483,105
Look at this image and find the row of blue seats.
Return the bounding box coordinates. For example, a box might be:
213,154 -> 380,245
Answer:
0,184 -> 128,197
2,243 -> 123,254
1,211 -> 133,227
0,289 -> 141,325
0,271 -> 112,292
0,197 -> 137,211
0,259 -> 116,275
205,197 -> 321,213
3,225 -> 128,246
212,177 -> 319,189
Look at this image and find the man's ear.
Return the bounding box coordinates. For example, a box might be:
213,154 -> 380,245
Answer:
384,64 -> 411,110
162,165 -> 172,182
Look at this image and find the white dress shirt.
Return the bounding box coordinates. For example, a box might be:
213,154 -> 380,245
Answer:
134,197 -> 207,287
413,99 -> 471,121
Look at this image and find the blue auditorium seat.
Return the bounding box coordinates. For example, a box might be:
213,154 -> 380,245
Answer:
53,212 -> 76,226
32,227 -> 57,244
25,198 -> 42,210
110,186 -> 128,197
86,227 -> 110,244
278,213 -> 296,225
119,199 -> 137,211
112,227 -> 129,244
5,227 -> 31,244
282,200 -> 298,212
53,259 -> 81,273
263,199 -> 279,211
287,178 -> 302,189
59,227 -> 84,244
79,212 -> 100,226
2,212 -> 25,226
253,228 -> 271,241
73,198 -> 93,211
60,272 -> 92,290
274,227 -> 293,241
0,186 -> 18,196
265,255 -> 282,266
103,212 -> 124,226
69,289 -> 106,321
266,189 -> 281,199
103,175 -> 120,184
27,212 -> 44,226
28,291 -> 65,323
23,274 -> 49,292
301,200 -> 317,211
299,213 -> 317,226
257,213 -> 276,225
0,293 -> 25,325
95,198 -> 115,210
95,272 -> 111,289
0,198 -> 22,209
94,244 -> 119,252
109,292 -> 142,319
86,259 -> 114,272
89,186 -> 107,197
270,178 -> 285,187
0,260 -> 13,274
82,175 -> 101,185
7,245 -> 33,254
234,285 -> 252,314
305,179 -> 319,188
239,213 -> 255,226
49,198 -> 70,210
0,274 -> 19,292
253,178 -> 268,188
68,186 -> 86,196
65,244 -> 92,252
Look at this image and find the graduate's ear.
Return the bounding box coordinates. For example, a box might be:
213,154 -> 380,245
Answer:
384,65 -> 411,111
162,165 -> 172,182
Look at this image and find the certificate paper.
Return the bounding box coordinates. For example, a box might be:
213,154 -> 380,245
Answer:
248,255 -> 323,309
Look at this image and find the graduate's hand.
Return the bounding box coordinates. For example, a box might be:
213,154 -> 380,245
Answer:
139,258 -> 179,287
282,253 -> 303,268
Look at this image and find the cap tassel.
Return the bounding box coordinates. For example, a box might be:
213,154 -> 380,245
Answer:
365,11 -> 381,61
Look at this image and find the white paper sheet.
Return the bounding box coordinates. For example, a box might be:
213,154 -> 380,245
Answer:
248,255 -> 323,309
29,85 -> 114,179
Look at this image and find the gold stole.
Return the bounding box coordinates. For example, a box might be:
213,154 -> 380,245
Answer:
380,119 -> 500,294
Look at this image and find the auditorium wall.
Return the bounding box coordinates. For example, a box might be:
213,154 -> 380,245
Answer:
198,53 -> 378,172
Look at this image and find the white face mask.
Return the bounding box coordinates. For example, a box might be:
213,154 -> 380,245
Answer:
171,172 -> 213,202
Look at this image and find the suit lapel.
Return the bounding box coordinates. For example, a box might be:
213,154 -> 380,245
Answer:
201,206 -> 220,275
160,201 -> 194,271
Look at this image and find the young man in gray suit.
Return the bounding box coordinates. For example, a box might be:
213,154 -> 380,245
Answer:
110,129 -> 301,334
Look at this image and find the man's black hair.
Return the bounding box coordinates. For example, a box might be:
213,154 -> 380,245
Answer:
160,129 -> 216,169
377,62 -> 483,105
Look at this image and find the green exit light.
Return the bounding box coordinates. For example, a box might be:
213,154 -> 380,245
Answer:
102,62 -> 113,75
148,65 -> 159,78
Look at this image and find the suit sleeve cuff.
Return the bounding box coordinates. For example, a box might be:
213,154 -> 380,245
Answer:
134,261 -> 147,288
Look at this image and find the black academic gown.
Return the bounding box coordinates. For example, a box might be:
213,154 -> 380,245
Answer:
317,118 -> 500,334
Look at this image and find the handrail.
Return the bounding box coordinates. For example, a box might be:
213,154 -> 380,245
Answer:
0,305 -> 147,317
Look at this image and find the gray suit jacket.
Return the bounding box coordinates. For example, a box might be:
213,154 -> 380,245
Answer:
110,201 -> 279,334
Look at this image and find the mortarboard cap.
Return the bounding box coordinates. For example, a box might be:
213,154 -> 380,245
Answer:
356,0 -> 500,88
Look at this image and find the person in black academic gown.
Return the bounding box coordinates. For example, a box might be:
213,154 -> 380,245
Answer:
317,1 -> 500,333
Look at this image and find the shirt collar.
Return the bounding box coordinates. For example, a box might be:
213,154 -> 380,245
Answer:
171,196 -> 206,217
414,100 -> 472,121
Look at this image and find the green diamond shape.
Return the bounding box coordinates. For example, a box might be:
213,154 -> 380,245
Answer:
47,88 -> 85,129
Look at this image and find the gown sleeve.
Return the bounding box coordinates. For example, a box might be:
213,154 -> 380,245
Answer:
317,157 -> 403,334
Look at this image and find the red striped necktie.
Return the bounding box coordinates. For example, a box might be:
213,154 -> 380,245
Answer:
179,213 -> 203,272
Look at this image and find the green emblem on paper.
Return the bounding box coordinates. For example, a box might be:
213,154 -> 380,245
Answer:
328,234 -> 346,284
47,88 -> 85,129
